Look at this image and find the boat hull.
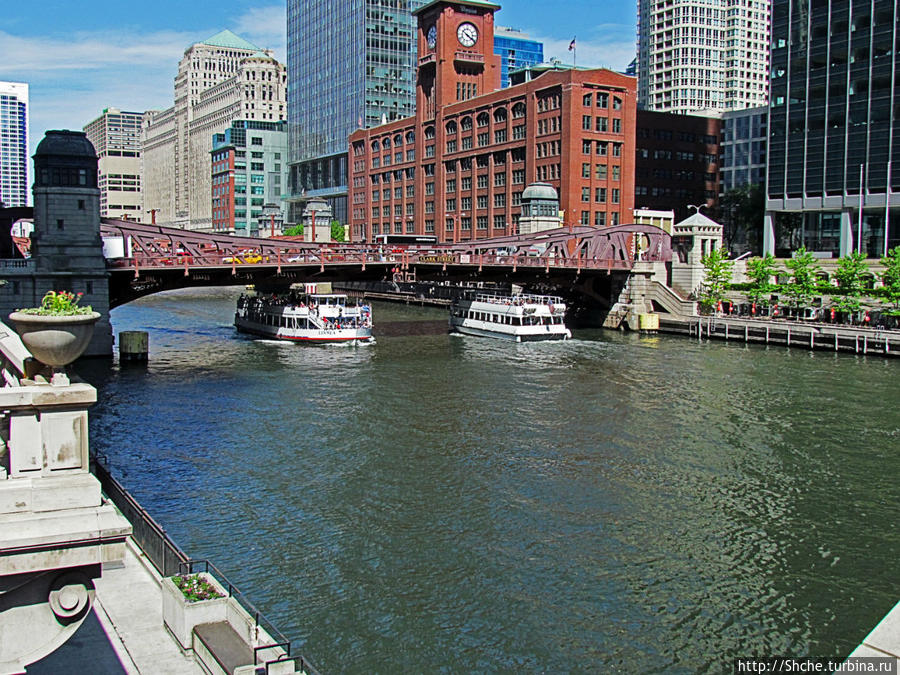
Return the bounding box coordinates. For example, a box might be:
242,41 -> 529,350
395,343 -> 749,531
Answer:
235,317 -> 374,344
449,318 -> 570,342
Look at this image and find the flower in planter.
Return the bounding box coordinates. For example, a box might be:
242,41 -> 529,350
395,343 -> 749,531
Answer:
172,573 -> 225,603
17,290 -> 94,316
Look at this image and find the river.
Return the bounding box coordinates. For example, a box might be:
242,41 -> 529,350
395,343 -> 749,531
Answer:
77,286 -> 900,674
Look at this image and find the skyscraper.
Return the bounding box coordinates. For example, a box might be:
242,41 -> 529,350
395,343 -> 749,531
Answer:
493,26 -> 543,88
0,82 -> 29,208
83,108 -> 144,220
142,30 -> 286,230
636,0 -> 770,113
286,0 -> 425,224
765,0 -> 899,258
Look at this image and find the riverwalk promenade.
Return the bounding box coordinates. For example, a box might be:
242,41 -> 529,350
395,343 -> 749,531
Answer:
30,538 -> 206,674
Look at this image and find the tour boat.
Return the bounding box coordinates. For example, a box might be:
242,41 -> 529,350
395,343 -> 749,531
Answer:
235,284 -> 374,344
449,292 -> 571,342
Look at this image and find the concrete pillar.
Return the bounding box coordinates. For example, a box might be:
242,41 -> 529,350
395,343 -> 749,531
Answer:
840,209 -> 854,257
763,211 -> 776,255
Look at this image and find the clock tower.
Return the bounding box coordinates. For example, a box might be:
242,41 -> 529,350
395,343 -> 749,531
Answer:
413,0 -> 502,122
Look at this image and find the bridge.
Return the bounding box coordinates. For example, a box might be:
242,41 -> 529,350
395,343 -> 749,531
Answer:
100,219 -> 672,308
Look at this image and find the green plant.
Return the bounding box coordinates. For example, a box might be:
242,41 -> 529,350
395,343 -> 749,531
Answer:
881,246 -> 900,309
744,253 -> 779,305
700,246 -> 734,311
172,573 -> 224,603
331,219 -> 345,242
782,247 -> 820,308
283,224 -> 304,237
17,290 -> 93,316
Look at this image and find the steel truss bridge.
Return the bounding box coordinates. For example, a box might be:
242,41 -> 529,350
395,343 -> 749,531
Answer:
100,219 -> 672,308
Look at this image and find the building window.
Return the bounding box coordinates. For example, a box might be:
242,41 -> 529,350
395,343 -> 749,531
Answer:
446,178 -> 456,193
477,195 -> 488,209
477,175 -> 488,189
461,176 -> 471,190
446,140 -> 457,153
477,132 -> 489,146
494,193 -> 506,208
494,128 -> 507,143
580,210 -> 590,225
596,164 -> 607,179
595,117 -> 608,132
612,143 -> 622,157
512,125 -> 526,140
582,163 -> 590,178
612,118 -> 621,134
582,115 -> 591,130
583,93 -> 593,106
477,216 -> 488,229
595,187 -> 606,203
446,198 -> 456,211
477,112 -> 489,127
612,165 -> 620,181
494,172 -> 506,187
611,188 -> 620,204
597,93 -> 608,108
462,136 -> 472,150
582,187 -> 590,202
594,211 -> 606,226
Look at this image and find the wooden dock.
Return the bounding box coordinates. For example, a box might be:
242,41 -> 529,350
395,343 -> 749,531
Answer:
659,315 -> 899,357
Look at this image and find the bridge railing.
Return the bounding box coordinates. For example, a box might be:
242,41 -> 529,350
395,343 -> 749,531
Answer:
110,248 -> 638,272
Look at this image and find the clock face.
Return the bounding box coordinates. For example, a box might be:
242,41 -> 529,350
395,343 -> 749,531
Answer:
427,25 -> 437,49
457,22 -> 478,47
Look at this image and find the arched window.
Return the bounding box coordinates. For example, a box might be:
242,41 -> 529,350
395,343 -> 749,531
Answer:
512,102 -> 526,119
445,120 -> 457,135
493,108 -> 507,123
371,140 -> 380,152
477,112 -> 490,127
394,133 -> 403,146
460,116 -> 473,131
406,131 -> 415,144
424,126 -> 435,140
382,136 -> 391,148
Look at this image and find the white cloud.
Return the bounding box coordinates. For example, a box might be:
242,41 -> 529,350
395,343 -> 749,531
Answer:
1,3 -> 288,157
230,4 -> 286,60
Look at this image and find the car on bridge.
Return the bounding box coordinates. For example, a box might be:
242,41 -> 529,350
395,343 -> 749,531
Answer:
222,251 -> 263,264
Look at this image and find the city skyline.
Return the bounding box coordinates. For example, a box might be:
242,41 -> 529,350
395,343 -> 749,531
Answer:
0,0 -> 635,160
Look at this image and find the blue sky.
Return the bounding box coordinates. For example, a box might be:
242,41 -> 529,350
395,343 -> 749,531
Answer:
0,1 -> 636,157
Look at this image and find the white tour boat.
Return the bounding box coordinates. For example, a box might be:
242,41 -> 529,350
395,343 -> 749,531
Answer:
235,283 -> 374,344
449,292 -> 571,342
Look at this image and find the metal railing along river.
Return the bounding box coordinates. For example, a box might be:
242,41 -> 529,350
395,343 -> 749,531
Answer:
91,452 -> 322,675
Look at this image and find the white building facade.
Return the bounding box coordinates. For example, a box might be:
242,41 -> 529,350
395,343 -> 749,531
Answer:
142,31 -> 286,230
0,82 -> 28,207
637,0 -> 770,113
83,108 -> 145,221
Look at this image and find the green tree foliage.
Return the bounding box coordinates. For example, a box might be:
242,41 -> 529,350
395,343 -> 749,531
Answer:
718,183 -> 765,255
283,224 -> 304,237
331,220 -> 345,242
744,253 -> 778,305
832,251 -> 869,313
700,246 -> 734,311
782,247 -> 820,308
880,246 -> 900,309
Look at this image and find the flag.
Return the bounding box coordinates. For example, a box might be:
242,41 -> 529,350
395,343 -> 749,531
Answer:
568,37 -> 576,51
358,116 -> 363,127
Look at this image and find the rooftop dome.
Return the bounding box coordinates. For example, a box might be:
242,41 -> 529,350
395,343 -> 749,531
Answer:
521,182 -> 558,201
34,130 -> 96,159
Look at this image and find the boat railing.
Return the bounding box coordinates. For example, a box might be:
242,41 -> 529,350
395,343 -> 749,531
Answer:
469,292 -> 565,306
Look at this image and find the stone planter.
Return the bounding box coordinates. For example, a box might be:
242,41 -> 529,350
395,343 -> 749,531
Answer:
161,573 -> 229,651
7,312 -> 100,385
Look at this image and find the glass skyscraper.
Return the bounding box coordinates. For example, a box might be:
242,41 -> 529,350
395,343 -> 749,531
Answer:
493,27 -> 543,89
287,0 -> 425,224
765,0 -> 900,257
0,81 -> 29,208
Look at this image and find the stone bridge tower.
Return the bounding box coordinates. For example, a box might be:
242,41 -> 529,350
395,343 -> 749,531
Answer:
30,131 -> 112,356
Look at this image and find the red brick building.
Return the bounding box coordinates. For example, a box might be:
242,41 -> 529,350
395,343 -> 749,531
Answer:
348,0 -> 637,243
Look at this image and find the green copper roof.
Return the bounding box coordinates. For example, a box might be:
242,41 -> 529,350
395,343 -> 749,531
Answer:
201,29 -> 261,51
413,0 -> 501,16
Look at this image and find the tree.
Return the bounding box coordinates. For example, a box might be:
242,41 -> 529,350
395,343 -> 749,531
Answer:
331,220 -> 345,242
744,253 -> 779,305
718,183 -> 765,255
700,246 -> 734,312
782,247 -> 820,308
283,224 -> 303,237
832,251 -> 869,313
880,246 -> 900,310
